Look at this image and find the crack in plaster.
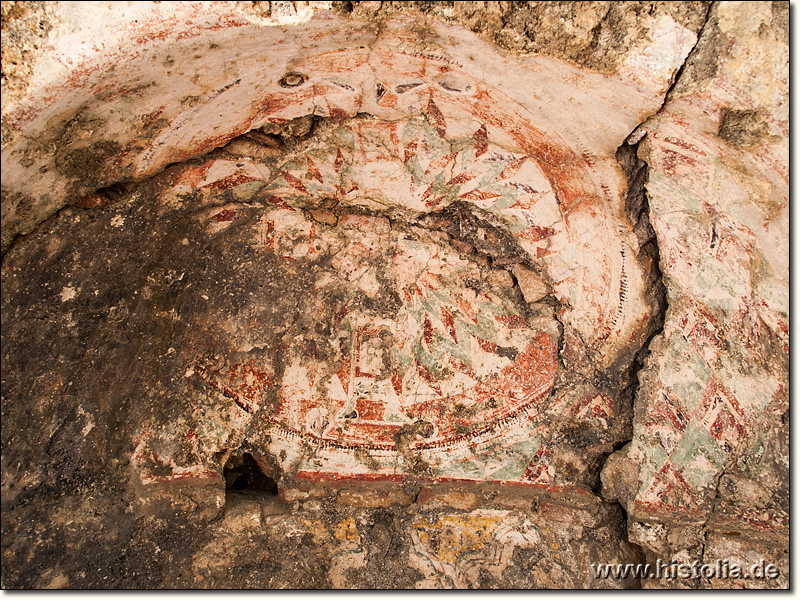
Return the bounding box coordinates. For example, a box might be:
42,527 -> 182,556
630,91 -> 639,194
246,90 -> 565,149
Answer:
594,6 -> 716,580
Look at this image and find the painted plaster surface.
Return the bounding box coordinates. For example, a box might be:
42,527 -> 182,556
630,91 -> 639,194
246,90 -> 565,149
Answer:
0,0 -> 788,590
184,497 -> 638,589
2,4 -> 689,491
599,2 -> 789,577
1,3 -> 694,251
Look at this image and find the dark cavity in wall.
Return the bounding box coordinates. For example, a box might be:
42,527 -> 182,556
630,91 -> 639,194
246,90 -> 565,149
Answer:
616,135 -> 667,386
593,132 -> 669,575
224,453 -> 278,496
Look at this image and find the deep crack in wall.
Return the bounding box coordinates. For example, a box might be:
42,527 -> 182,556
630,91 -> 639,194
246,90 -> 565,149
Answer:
0,1 -> 788,589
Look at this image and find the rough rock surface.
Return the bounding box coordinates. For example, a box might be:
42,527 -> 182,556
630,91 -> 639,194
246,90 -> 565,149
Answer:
0,1 -> 788,589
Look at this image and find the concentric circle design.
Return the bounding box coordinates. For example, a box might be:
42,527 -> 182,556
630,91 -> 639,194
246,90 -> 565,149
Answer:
186,48 -> 652,481
2,12 -> 657,488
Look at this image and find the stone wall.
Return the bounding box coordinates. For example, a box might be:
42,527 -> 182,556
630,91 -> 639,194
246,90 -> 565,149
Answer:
0,1 -> 788,589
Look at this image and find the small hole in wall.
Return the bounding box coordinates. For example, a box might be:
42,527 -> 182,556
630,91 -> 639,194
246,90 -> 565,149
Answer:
415,420 -> 434,439
279,72 -> 308,88
224,452 -> 278,496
